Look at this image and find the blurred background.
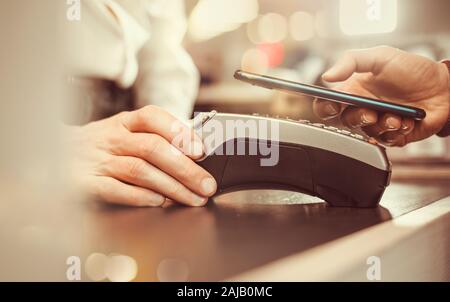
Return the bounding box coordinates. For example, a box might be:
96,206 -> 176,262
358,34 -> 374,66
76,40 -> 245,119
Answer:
183,0 -> 450,177
0,0 -> 449,281
0,0 -> 84,281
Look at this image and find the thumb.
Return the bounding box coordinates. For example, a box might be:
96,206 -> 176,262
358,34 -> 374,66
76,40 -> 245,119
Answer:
322,46 -> 399,82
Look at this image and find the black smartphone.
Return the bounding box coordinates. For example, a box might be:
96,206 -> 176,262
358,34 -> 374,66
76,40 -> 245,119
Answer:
234,70 -> 426,120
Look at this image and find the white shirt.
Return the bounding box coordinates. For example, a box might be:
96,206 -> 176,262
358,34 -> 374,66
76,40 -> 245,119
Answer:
66,0 -> 199,120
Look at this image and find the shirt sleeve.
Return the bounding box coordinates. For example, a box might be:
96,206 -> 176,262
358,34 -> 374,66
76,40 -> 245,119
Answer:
132,0 -> 200,120
437,60 -> 450,137
66,0 -> 149,88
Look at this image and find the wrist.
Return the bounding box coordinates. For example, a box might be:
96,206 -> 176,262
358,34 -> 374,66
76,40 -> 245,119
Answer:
436,60 -> 450,137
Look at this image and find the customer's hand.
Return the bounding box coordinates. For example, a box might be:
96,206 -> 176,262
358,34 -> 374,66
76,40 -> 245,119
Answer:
313,46 -> 450,146
67,106 -> 217,207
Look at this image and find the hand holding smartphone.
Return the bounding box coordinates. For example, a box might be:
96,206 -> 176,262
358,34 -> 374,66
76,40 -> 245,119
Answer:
234,70 -> 426,120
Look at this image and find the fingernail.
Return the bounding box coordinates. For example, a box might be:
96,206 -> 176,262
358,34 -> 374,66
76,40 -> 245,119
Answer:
386,117 -> 398,129
201,177 -> 217,196
386,138 -> 396,143
191,140 -> 204,157
192,194 -> 208,206
361,114 -> 375,125
384,138 -> 396,146
368,137 -> 379,145
146,194 -> 165,207
401,123 -> 409,130
324,104 -> 338,116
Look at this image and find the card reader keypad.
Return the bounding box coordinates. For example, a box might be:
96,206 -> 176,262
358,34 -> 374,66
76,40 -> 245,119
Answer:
252,113 -> 369,143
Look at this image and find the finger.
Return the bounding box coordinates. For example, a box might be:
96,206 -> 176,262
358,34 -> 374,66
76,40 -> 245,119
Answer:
379,113 -> 402,132
399,118 -> 415,135
312,99 -> 342,120
116,132 -> 217,197
341,107 -> 378,129
105,155 -> 208,207
363,113 -> 402,136
88,176 -> 165,207
120,106 -> 204,159
161,198 -> 176,208
379,131 -> 407,147
322,46 -> 399,82
362,122 -> 386,137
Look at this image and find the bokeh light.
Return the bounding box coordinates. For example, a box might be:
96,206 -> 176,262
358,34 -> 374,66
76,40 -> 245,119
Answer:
339,0 -> 398,35
289,11 -> 315,41
258,13 -> 288,43
241,48 -> 269,74
246,18 -> 261,44
258,43 -> 285,67
105,254 -> 138,282
85,253 -> 108,281
189,0 -> 259,41
314,10 -> 329,38
85,253 -> 138,282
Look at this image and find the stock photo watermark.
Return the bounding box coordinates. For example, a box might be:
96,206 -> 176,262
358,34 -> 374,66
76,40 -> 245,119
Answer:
366,256 -> 381,281
66,254 -> 138,282
66,0 -> 81,21
170,113 -> 280,167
